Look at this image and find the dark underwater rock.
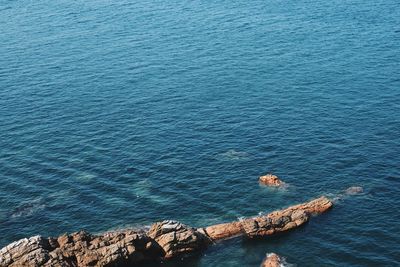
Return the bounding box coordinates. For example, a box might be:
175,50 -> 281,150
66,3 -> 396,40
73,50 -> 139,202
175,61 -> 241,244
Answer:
344,186 -> 363,195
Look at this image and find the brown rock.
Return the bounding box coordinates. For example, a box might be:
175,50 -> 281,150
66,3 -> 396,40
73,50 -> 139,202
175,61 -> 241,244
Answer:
0,196 -> 333,266
201,221 -> 243,240
260,253 -> 284,267
0,235 -> 52,267
148,220 -> 210,259
259,174 -> 284,186
0,230 -> 163,267
287,196 -> 333,214
203,196 -> 332,240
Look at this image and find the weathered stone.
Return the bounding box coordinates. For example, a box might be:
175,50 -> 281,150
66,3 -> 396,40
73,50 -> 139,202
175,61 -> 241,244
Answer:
0,231 -> 162,267
259,174 -> 284,187
260,253 -> 284,267
287,196 -> 333,214
0,196 -> 332,266
0,235 -> 52,267
148,220 -> 210,259
204,196 -> 331,240
201,221 -> 243,240
241,219 -> 259,236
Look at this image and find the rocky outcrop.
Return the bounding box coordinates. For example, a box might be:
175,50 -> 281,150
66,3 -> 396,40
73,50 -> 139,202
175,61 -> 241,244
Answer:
0,230 -> 163,267
204,196 -> 332,240
281,195 -> 333,214
241,209 -> 309,238
0,197 -> 332,267
147,220 -> 210,259
0,236 -> 52,267
260,253 -> 286,267
259,174 -> 284,187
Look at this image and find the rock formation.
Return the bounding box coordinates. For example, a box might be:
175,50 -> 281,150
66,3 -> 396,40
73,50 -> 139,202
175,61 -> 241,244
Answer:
332,186 -> 364,202
0,196 -> 332,267
260,253 -> 283,267
260,253 -> 295,267
147,220 -> 210,259
204,196 -> 331,240
259,174 -> 284,187
0,230 -> 163,267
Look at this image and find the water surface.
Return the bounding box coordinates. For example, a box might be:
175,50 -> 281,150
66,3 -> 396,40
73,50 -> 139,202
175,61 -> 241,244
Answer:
0,0 -> 399,266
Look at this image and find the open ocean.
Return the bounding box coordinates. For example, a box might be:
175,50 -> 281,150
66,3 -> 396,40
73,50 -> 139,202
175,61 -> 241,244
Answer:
0,0 -> 399,266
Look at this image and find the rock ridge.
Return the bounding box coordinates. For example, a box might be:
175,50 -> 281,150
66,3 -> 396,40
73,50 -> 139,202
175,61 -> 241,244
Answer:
0,196 -> 332,267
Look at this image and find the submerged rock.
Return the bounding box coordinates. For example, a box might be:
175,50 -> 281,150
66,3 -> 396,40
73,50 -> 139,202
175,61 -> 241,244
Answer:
344,186 -> 363,195
259,174 -> 284,187
218,149 -> 249,160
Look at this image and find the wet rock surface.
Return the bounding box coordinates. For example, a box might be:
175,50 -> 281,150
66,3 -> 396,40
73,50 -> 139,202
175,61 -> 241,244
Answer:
0,197 -> 332,266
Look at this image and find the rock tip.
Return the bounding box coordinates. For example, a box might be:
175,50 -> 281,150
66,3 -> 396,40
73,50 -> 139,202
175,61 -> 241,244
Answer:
259,174 -> 284,187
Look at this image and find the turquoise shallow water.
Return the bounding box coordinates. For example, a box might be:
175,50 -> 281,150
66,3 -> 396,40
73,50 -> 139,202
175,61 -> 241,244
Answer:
1,0 -> 400,266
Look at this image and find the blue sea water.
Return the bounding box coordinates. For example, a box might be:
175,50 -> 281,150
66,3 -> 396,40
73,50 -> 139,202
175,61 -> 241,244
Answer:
0,0 -> 400,266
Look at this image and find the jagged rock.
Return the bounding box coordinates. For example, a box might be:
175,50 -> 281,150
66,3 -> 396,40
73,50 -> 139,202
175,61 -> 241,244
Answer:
147,220 -> 210,259
0,196 -> 332,266
242,209 -> 309,237
0,236 -> 52,267
259,174 -> 284,187
260,253 -> 284,267
0,230 -> 163,267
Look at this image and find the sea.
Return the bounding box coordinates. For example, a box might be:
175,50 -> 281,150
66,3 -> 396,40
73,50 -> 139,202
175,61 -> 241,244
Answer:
0,0 -> 399,266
